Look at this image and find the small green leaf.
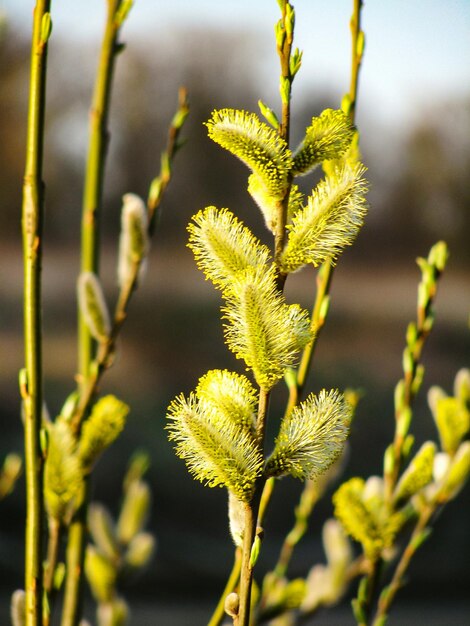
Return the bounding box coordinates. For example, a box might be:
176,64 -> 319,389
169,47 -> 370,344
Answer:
40,12 -> 52,44
258,100 -> 279,129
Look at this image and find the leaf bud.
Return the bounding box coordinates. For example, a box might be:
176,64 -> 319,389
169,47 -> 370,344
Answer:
60,391 -> 80,421
394,379 -> 406,412
341,94 -> 352,116
410,526 -> 432,551
123,451 -> 150,490
356,30 -> 365,58
117,480 -> 151,545
114,0 -> 134,28
285,4 -> 295,41
397,406 -> 412,439
289,48 -> 303,76
454,368 -> 470,405
18,368 -> 28,399
88,503 -> 120,562
10,589 -> 25,626
97,596 -> 129,626
279,76 -> 290,105
428,240 -> 448,272
125,531 -> 155,569
0,453 -> 22,498
275,20 -> 285,50
148,176 -> 163,208
352,597 -> 367,625
402,347 -> 414,377
118,193 -> 149,289
411,364 -> 425,396
249,532 -> 262,567
224,592 -> 239,619
53,562 -> 66,591
78,395 -> 128,472
319,294 -> 331,324
323,518 -> 352,573
85,546 -> 117,603
383,444 -> 395,477
394,441 -> 436,503
78,272 -> 111,343
40,12 -> 53,45
438,441 -> 470,501
228,491 -> 245,548
406,322 -> 418,348
171,105 -> 189,131
417,282 -> 430,313
402,434 -> 415,460
258,100 -> 280,129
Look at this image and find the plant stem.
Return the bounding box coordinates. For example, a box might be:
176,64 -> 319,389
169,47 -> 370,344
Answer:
288,0 -> 365,408
207,549 -> 242,626
372,507 -> 433,625
78,0 -> 123,383
22,2 -> 51,624
256,0 -> 367,586
43,518 -> 62,626
60,495 -> 89,626
237,502 -> 257,626
147,86 -> 189,232
63,4 -> 125,625
273,479 -> 320,580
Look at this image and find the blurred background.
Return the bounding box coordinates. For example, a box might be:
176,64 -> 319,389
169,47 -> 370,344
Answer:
1,1 -> 469,624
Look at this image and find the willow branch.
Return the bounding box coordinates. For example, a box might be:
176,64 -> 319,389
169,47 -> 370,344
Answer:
207,549 -> 242,626
21,3 -> 51,625
372,506 -> 433,625
63,4 -> 127,625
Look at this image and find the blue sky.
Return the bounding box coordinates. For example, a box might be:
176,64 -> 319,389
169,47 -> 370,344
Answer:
2,0 -> 470,130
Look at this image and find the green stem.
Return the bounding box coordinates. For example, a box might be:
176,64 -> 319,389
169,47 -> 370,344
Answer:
372,507 -> 433,625
273,479 -> 320,580
60,496 -> 89,626
207,549 -> 242,626
43,518 -> 62,626
22,2 -> 51,625
237,502 -> 257,626
63,4 -> 125,625
78,0 -> 123,382
237,385 -> 270,625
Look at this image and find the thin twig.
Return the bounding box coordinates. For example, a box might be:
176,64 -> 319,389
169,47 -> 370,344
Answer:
62,3 -> 128,624
21,2 -> 51,624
